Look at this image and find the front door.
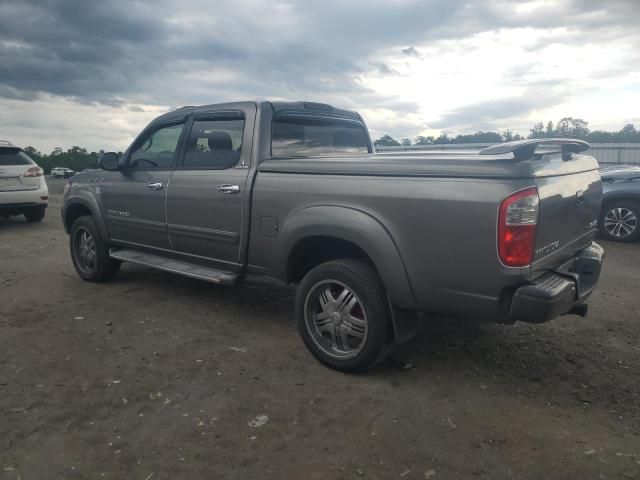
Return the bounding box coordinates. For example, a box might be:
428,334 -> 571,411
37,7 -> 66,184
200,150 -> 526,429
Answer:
103,122 -> 185,250
166,109 -> 253,270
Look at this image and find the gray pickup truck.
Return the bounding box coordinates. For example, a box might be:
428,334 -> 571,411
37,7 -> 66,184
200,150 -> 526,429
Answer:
62,101 -> 604,372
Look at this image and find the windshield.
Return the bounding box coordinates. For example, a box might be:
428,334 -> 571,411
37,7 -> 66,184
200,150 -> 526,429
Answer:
0,148 -> 35,166
272,116 -> 369,157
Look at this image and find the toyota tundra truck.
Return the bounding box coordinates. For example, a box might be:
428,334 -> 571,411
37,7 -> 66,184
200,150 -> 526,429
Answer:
61,101 -> 604,372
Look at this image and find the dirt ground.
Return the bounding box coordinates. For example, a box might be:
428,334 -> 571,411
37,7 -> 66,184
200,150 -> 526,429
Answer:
1,179 -> 639,480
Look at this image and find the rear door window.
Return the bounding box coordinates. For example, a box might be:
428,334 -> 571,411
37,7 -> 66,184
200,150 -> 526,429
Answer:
272,116 -> 370,157
182,118 -> 245,169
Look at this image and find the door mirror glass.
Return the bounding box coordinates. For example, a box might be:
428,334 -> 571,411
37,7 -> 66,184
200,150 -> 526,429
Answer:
98,152 -> 120,171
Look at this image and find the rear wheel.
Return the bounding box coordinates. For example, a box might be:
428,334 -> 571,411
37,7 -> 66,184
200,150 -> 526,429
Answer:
24,206 -> 45,222
296,259 -> 390,372
70,215 -> 120,282
599,200 -> 640,242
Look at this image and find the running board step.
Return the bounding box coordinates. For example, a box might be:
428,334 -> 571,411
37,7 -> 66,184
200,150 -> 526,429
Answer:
109,249 -> 238,285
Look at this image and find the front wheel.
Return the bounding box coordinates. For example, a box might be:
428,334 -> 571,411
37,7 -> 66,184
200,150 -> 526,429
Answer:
70,215 -> 120,282
599,200 -> 640,242
296,259 -> 390,372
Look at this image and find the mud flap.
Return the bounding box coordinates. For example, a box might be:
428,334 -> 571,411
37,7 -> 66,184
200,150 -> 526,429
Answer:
388,297 -> 420,344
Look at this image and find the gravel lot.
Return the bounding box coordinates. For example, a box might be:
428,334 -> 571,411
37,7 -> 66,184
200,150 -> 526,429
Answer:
1,178 -> 639,479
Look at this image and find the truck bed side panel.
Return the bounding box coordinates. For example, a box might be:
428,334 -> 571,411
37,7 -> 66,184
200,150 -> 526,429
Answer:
249,172 -> 531,318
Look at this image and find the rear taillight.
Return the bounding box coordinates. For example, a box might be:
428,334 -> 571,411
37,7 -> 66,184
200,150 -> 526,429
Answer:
24,166 -> 44,177
498,187 -> 539,267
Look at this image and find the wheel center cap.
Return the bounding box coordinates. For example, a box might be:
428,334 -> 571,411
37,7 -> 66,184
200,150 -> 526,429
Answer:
330,312 -> 342,325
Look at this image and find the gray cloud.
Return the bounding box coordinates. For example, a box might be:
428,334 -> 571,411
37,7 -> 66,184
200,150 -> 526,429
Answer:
369,61 -> 401,76
402,46 -> 421,58
0,0 -> 638,148
431,89 -> 564,129
0,0 -> 469,108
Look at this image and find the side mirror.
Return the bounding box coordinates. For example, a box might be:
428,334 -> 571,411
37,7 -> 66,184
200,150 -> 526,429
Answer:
98,152 -> 120,171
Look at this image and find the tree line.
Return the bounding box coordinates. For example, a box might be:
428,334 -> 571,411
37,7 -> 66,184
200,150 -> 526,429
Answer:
21,146 -> 123,174
374,118 -> 640,147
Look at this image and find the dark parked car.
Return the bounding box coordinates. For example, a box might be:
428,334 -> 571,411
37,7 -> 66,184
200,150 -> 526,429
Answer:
599,165 -> 640,242
62,100 -> 603,372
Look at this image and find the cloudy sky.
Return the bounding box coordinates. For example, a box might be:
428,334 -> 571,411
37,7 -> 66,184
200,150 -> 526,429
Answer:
1,0 -> 639,152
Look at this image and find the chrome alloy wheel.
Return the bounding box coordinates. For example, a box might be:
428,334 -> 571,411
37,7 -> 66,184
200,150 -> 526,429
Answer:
303,280 -> 368,360
604,207 -> 638,239
73,227 -> 97,274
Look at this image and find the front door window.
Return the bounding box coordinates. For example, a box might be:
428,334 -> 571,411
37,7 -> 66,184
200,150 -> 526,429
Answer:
129,124 -> 184,170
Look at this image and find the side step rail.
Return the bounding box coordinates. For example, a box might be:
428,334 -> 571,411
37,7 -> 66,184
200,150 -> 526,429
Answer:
109,248 -> 238,285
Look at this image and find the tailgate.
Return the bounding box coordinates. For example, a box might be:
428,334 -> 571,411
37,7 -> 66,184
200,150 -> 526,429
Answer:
532,167 -> 601,270
0,166 -> 40,192
0,147 -> 40,192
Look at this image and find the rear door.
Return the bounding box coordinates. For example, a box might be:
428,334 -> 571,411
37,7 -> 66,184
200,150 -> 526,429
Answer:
166,106 -> 254,270
102,121 -> 186,250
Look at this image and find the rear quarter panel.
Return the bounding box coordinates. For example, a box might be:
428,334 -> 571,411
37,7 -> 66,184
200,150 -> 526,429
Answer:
249,172 -> 533,318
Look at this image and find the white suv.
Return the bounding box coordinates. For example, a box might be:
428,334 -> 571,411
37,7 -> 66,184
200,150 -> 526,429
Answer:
0,140 -> 49,222
51,167 -> 75,178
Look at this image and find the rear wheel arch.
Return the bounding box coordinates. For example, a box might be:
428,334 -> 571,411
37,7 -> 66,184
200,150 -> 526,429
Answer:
287,236 -> 377,284
601,195 -> 640,210
280,205 -> 417,310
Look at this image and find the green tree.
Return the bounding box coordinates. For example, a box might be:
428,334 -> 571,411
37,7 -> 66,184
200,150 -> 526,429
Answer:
546,121 -> 554,136
529,122 -> 545,138
414,135 -> 434,145
618,124 -> 638,140
374,135 -> 401,147
22,145 -> 102,174
453,131 -> 503,143
433,133 -> 451,144
401,138 -> 412,146
555,117 -> 589,138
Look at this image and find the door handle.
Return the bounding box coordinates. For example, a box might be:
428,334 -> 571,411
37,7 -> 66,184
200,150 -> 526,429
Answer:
146,182 -> 163,190
219,184 -> 240,194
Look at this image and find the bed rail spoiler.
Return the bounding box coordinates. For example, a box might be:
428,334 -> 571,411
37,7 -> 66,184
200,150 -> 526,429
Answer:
479,138 -> 590,160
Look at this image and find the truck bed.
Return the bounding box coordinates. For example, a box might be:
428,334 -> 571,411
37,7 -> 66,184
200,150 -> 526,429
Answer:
253,147 -> 601,320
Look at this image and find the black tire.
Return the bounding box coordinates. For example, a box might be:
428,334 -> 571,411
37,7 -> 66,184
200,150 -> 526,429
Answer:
69,215 -> 120,282
24,206 -> 46,222
598,200 -> 640,243
296,259 -> 390,373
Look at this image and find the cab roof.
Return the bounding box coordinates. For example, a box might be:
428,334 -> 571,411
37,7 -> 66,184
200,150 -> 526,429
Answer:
149,100 -> 362,127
